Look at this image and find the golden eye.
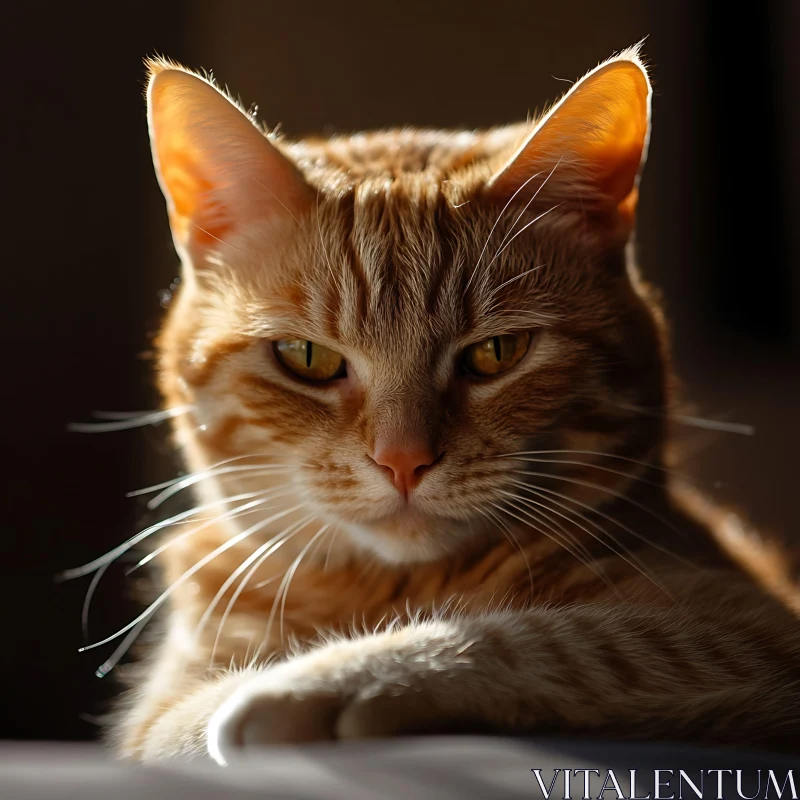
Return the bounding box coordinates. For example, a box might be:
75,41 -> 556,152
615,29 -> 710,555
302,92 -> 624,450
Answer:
462,332 -> 531,377
273,339 -> 346,382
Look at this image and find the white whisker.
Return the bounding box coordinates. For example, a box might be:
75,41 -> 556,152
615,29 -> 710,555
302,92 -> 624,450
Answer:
264,524 -> 332,646
512,468 -> 689,541
60,490 -> 274,580
81,562 -> 110,642
502,486 -> 666,593
489,498 -> 613,590
315,191 -> 340,289
487,157 -> 563,270
489,263 -> 548,298
77,503 -> 304,653
478,504 -> 535,594
323,526 -> 344,573
192,224 -> 246,255
207,515 -> 317,664
485,202 -> 564,271
465,169 -> 544,291
491,448 -> 678,478
516,480 -> 691,570
126,453 -> 309,498
93,618 -> 150,679
68,406 -> 193,433
141,465 -> 297,510
614,403 -> 755,436
502,455 -> 664,488
129,490 -> 295,571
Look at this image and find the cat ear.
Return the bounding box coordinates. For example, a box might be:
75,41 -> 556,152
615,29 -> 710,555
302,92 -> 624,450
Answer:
146,59 -> 313,261
487,46 -> 651,227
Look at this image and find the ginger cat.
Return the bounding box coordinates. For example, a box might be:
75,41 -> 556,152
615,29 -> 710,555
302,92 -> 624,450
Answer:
108,45 -> 800,762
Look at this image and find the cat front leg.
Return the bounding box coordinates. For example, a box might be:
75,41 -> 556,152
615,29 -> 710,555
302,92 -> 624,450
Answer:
208,591 -> 800,765
207,619 -> 504,764
120,620 -> 479,761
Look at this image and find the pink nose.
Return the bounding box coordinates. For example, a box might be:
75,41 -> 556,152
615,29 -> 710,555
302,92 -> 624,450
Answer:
370,443 -> 440,496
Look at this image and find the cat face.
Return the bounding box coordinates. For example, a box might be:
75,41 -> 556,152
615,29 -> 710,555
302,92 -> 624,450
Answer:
148,48 -> 665,563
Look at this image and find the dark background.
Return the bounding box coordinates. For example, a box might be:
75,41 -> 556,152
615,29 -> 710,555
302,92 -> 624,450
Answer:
2,1 -> 798,741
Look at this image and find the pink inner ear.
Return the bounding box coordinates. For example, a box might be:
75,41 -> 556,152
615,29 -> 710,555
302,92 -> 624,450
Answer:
148,68 -> 314,252
567,63 -> 650,204
489,60 -> 650,214
160,153 -> 225,245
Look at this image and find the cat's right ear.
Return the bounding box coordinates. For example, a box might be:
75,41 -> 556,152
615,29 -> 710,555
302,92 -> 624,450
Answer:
146,59 -> 313,263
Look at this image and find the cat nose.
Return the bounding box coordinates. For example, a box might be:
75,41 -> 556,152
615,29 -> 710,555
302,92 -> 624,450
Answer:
370,443 -> 441,497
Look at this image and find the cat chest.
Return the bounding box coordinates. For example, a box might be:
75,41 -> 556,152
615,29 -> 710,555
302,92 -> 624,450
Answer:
172,537 -> 608,664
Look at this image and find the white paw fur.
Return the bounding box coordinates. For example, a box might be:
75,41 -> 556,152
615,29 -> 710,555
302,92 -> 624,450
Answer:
207,624 -> 478,765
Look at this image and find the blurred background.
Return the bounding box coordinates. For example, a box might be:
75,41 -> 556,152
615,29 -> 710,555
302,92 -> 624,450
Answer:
2,0 -> 797,742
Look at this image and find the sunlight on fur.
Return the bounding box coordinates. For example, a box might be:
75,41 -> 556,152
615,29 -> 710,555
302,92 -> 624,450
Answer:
72,43 -> 800,762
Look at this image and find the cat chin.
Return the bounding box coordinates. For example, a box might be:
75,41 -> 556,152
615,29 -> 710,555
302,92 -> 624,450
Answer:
343,516 -> 470,565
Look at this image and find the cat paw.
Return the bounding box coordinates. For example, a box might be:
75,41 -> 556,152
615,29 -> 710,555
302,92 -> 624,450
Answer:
207,676 -> 342,765
208,679 -> 446,764
335,689 -> 446,739
207,641 -> 453,764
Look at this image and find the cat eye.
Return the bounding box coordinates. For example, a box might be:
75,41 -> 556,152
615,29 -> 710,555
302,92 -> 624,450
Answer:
462,332 -> 531,378
273,339 -> 346,382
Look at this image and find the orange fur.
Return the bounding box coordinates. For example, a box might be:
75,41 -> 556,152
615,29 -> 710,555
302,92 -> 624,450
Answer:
111,46 -> 800,761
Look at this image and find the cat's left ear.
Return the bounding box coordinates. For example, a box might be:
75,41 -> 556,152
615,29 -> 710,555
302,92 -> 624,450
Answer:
487,46 -> 651,231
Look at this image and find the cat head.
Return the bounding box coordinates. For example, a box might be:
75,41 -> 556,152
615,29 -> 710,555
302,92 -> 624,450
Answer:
147,45 -> 667,564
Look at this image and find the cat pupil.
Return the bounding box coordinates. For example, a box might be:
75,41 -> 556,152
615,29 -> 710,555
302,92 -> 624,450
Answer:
306,340 -> 313,368
493,336 -> 502,361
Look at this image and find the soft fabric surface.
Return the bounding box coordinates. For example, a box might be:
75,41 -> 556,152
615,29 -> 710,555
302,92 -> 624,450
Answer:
2,738 -> 798,799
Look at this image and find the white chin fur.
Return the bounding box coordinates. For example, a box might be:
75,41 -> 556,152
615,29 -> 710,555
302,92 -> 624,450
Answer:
344,523 -> 457,565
